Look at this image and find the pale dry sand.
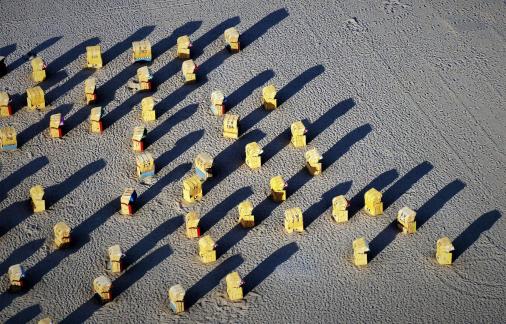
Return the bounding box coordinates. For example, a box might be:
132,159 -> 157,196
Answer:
0,0 -> 505,323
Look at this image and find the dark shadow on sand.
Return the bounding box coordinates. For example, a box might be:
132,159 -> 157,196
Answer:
203,130 -> 266,194
155,130 -> 204,172
369,179 -> 466,261
348,169 -> 399,219
0,163 -> 109,312
262,98 -> 357,165
62,245 -> 173,323
453,210 -> 501,261
185,255 -> 244,309
0,159 -> 105,238
243,242 -> 298,295
5,304 -> 41,324
227,69 -> 274,110
17,104 -> 73,147
8,37 -> 61,72
382,161 -> 433,210
417,180 -> 466,229
124,216 -> 183,267
100,22 -> 200,128
258,124 -> 371,226
241,8 -> 289,49
0,239 -> 44,275
154,9 -> 288,120
200,186 -> 253,234
241,66 -> 324,134
103,26 -> 156,64
136,163 -> 191,211
304,181 -> 353,228
146,104 -> 198,148
0,44 -> 16,58
277,65 -> 324,105
0,156 -> 49,202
